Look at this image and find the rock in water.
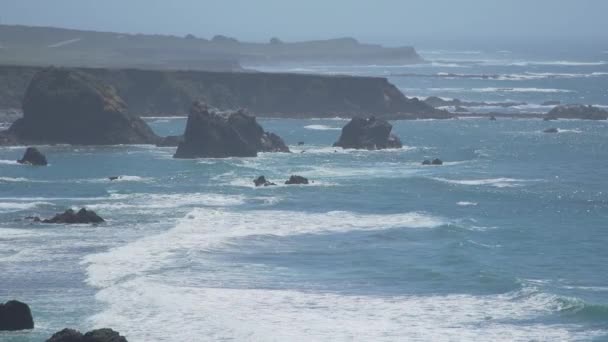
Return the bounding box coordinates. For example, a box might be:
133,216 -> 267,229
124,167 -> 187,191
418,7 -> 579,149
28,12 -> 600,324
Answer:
46,328 -> 128,342
0,300 -> 34,331
285,175 -> 309,185
17,147 -> 48,165
543,128 -> 559,134
5,67 -> 158,145
174,102 -> 290,158
545,104 -> 608,120
432,158 -> 443,165
43,208 -> 105,224
254,176 -> 276,187
333,117 -> 402,150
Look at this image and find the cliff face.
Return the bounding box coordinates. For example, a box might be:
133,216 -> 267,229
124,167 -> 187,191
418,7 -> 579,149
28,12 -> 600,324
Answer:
0,65 -> 446,119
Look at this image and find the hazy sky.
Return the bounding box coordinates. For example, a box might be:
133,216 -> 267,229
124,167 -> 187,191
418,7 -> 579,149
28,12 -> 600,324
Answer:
1,0 -> 606,45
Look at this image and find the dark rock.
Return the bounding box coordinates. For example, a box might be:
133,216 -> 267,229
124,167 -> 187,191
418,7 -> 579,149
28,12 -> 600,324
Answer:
543,128 -> 559,134
542,100 -> 561,106
545,104 -> 608,121
5,67 -> 158,145
0,300 -> 34,331
253,176 -> 276,187
156,135 -> 183,147
17,147 -> 48,165
174,102 -> 290,158
285,175 -> 309,185
333,117 -> 402,150
25,216 -> 42,222
489,115 -> 497,121
108,176 -> 120,181
46,328 -> 127,342
43,208 -> 104,224
422,160 -> 431,165
432,158 -> 443,165
47,328 -> 84,342
454,106 -> 468,113
297,141 -> 305,146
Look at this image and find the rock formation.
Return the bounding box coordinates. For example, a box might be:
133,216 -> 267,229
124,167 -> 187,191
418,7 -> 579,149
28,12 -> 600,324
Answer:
0,67 -> 158,145
333,117 -> 402,150
174,102 -> 290,158
254,176 -> 276,187
422,159 -> 443,165
46,328 -> 128,342
0,300 -> 34,331
545,104 -> 608,120
17,147 -> 48,165
285,175 -> 309,185
543,128 -> 559,134
43,208 -> 104,224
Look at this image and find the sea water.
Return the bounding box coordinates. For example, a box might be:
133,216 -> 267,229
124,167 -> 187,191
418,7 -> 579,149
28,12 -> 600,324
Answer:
2,47 -> 608,341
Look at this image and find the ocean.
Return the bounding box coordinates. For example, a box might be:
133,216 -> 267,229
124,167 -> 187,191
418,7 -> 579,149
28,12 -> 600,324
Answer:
1,47 -> 608,341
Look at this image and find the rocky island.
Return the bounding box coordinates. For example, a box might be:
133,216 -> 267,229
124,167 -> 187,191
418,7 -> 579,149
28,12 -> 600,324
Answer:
334,117 -> 402,150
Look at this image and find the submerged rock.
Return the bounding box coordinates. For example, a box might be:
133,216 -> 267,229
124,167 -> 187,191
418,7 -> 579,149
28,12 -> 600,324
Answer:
285,175 -> 309,185
0,300 -> 34,331
333,117 -> 402,150
43,208 -> 104,224
422,159 -> 443,166
489,115 -> 497,121
545,104 -> 608,120
2,67 -> 158,145
253,176 -> 276,187
46,328 -> 128,342
174,102 -> 289,158
17,147 -> 48,165
543,128 -> 559,134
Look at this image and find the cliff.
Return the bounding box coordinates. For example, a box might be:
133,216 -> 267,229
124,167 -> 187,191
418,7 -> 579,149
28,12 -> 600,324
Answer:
0,65 -> 447,119
0,25 -> 423,71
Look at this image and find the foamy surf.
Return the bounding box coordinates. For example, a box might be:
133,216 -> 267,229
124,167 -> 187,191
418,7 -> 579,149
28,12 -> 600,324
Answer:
432,177 -> 537,188
303,124 -> 342,131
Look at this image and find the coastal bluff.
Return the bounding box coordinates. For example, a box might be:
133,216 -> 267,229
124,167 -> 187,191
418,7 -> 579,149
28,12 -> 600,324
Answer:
0,65 -> 446,119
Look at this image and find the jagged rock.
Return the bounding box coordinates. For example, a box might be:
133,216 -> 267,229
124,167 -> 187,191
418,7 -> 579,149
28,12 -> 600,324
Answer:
333,117 -> 402,150
108,176 -> 120,181
0,300 -> 34,331
543,128 -> 559,134
156,135 -> 183,147
43,208 -> 104,224
46,328 -> 127,342
253,176 -> 276,187
174,102 -> 290,158
545,104 -> 608,120
3,67 -> 158,145
285,175 -> 309,185
17,147 -> 48,165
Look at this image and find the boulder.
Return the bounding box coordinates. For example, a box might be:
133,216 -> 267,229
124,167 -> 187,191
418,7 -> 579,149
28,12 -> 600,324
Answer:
46,328 -> 127,342
3,67 -> 158,145
543,128 -> 559,134
254,176 -> 276,187
108,176 -> 120,181
17,147 -> 48,166
422,159 -> 443,166
0,300 -> 34,331
545,104 -> 608,120
285,175 -> 309,185
43,208 -> 104,224
174,102 -> 290,158
333,117 -> 402,150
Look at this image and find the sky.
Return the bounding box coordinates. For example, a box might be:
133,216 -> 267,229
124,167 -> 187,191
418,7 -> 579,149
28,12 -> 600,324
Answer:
1,0 -> 607,45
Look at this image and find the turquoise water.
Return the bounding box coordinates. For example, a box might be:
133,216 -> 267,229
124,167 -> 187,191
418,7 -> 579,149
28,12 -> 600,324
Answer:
1,117 -> 607,341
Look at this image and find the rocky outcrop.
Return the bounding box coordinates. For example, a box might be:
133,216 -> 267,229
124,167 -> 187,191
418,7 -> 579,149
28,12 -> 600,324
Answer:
545,104 -> 608,120
17,147 -> 48,166
0,300 -> 34,331
174,102 -> 290,158
0,65 -> 446,120
0,67 -> 159,145
422,159 -> 443,165
543,128 -> 559,134
254,176 -> 276,187
43,208 -> 104,224
47,328 -> 128,342
285,175 -> 309,185
333,117 -> 402,150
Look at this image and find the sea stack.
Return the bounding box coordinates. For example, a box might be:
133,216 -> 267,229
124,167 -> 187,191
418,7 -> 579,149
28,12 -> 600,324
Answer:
1,67 -> 159,145
0,300 -> 34,331
17,147 -> 48,166
333,117 -> 402,150
174,102 -> 290,158
46,328 -> 128,342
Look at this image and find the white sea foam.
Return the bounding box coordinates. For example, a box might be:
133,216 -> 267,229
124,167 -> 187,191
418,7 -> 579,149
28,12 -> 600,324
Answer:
84,208 -> 447,288
86,175 -> 154,183
404,87 -> 574,94
0,201 -> 52,212
457,201 -> 478,206
0,159 -> 18,165
433,177 -> 536,188
0,177 -> 30,182
85,193 -> 245,211
303,124 -> 342,131
89,279 -> 602,342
